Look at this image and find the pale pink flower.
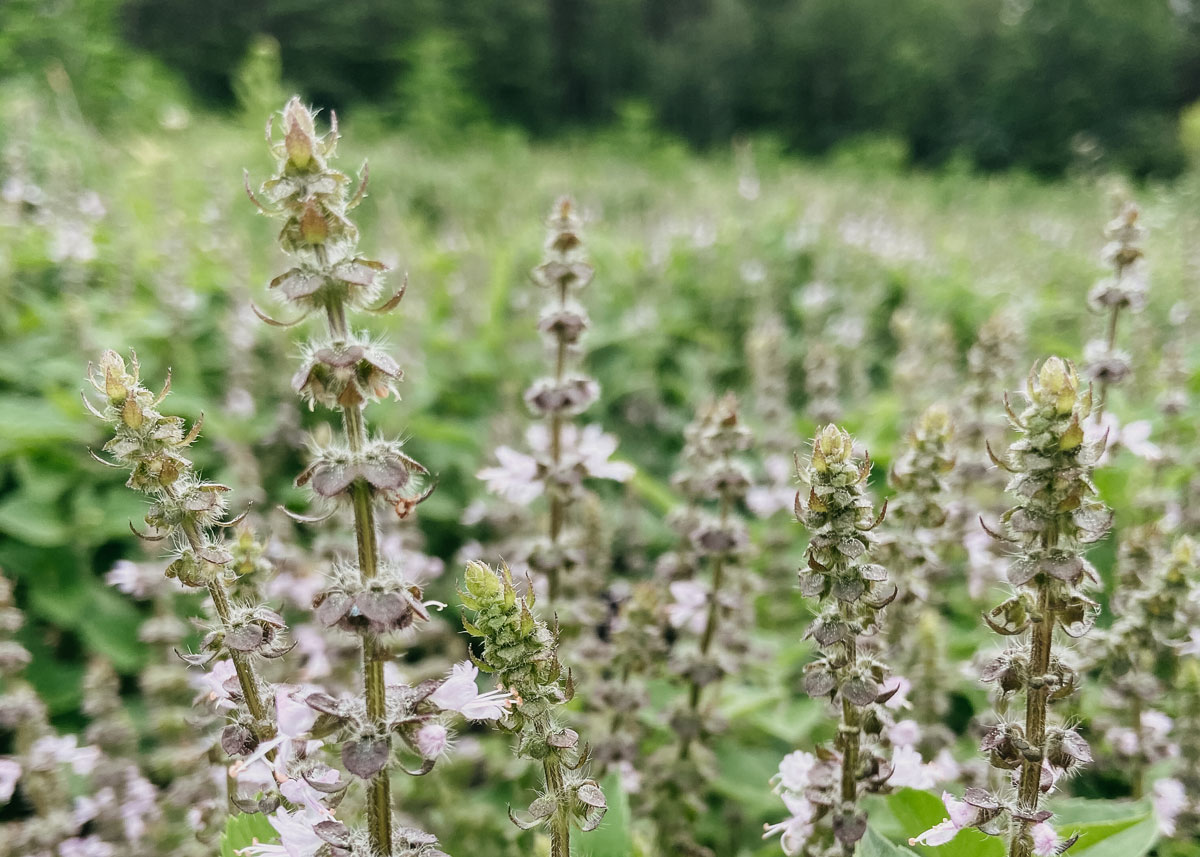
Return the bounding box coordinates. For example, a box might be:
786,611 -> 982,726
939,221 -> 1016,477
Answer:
928,748 -> 962,784
233,686 -> 320,781
763,791 -> 816,855
1153,778 -> 1187,836
909,792 -> 979,847
573,424 -> 635,482
279,769 -> 339,823
292,626 -> 332,681
29,735 -> 99,775
1031,822 -> 1058,856
105,560 -> 154,598
237,807 -> 324,857
430,662 -> 513,720
888,719 -> 922,747
1178,628 -> 1200,657
121,765 -> 160,842
0,758 -> 20,803
666,580 -> 709,635
888,744 -> 936,790
773,751 -> 817,793
746,455 -> 795,518
478,446 -> 542,505
415,723 -> 450,759
58,837 -> 115,857
193,659 -> 239,711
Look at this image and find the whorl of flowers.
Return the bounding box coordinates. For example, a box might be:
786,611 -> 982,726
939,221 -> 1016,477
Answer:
1094,534 -> 1198,796
961,310 -> 1024,481
953,357 -> 1110,857
459,561 -> 606,857
785,424 -> 895,855
880,404 -> 955,611
246,96 -> 443,856
1086,202 -> 1146,417
1160,660 -> 1200,838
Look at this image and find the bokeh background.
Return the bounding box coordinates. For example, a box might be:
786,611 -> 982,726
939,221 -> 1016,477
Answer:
2,2 -> 1200,853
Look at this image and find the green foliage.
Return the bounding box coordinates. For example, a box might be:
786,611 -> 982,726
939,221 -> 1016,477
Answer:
219,812 -> 279,857
111,0 -> 1194,174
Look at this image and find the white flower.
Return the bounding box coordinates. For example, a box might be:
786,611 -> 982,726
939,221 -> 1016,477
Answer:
292,626 -> 332,681
105,560 -> 151,598
29,735 -> 99,775
58,837 -> 115,857
746,455 -> 795,518
121,766 -> 160,842
232,686 -> 320,782
415,723 -> 450,759
666,580 -> 709,635
279,769 -> 339,823
430,662 -> 513,720
237,807 -> 324,857
573,424 -> 635,482
888,745 -> 937,790
1031,822 -> 1058,856
763,792 -> 816,855
928,748 -> 961,784
478,446 -> 542,505
1178,628 -> 1200,657
909,791 -> 980,847
888,719 -> 922,747
0,758 -> 20,803
773,751 -> 817,793
193,659 -> 239,711
1153,778 -> 1187,836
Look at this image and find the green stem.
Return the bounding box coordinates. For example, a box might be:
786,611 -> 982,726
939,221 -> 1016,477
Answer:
838,633 -> 860,857
179,520 -> 274,743
326,295 -> 393,854
1010,568 -> 1056,857
539,720 -> 571,857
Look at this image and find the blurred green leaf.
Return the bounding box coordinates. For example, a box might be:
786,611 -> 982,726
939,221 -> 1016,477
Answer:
859,826 -> 921,857
219,812 -> 278,857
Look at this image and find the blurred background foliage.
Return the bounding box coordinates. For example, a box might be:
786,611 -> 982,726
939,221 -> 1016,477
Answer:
2,3 -> 1200,851
3,0 -> 1200,175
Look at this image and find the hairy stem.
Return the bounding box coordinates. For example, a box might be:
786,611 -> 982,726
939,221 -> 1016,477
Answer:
1011,574 -> 1055,857
838,634 -> 860,857
539,720 -> 571,857
547,283 -> 569,602
327,295 -> 393,854
180,520 -> 273,740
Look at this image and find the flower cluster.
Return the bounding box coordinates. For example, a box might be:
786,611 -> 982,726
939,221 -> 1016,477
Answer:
1085,201 -> 1146,415
244,96 -> 445,856
777,424 -> 895,856
942,357 -> 1110,857
459,561 -> 606,857
475,198 -> 633,608
1092,534 -> 1197,795
879,404 -> 956,609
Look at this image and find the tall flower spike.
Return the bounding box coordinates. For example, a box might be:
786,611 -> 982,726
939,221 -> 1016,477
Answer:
1085,201 -> 1146,420
475,197 -> 634,611
247,96 -> 440,857
459,561 -> 606,857
780,424 -> 895,856
84,351 -> 278,753
965,356 -> 1109,857
645,395 -> 757,857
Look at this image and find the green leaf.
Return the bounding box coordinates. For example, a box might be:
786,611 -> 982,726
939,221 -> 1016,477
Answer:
0,492 -> 69,546
884,789 -> 1003,857
219,812 -> 278,857
857,826 -> 922,856
573,773 -> 633,857
1066,812 -> 1158,857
